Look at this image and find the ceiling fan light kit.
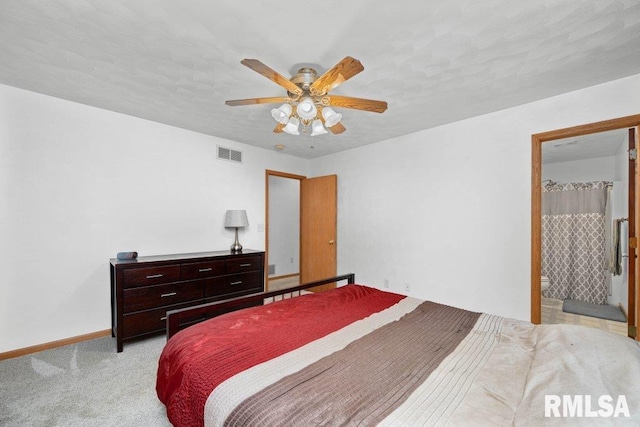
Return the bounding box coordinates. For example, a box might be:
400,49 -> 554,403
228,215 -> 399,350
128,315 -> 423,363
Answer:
311,119 -> 328,136
225,56 -> 387,137
321,107 -> 342,128
271,103 -> 292,124
296,97 -> 317,120
283,116 -> 300,135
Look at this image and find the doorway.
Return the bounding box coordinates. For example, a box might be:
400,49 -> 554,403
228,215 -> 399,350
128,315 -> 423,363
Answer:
265,170 -> 305,292
531,114 -> 640,341
265,170 -> 338,292
540,130 -> 628,335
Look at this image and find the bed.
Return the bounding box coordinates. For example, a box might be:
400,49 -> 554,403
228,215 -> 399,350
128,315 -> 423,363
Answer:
156,275 -> 640,426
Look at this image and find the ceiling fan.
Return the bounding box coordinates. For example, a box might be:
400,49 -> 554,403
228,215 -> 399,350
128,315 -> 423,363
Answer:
225,57 -> 387,136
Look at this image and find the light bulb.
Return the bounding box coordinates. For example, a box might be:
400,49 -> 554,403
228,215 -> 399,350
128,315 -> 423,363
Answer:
296,97 -> 317,120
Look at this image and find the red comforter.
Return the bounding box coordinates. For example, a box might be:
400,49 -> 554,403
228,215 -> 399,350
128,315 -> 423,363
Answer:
156,285 -> 405,427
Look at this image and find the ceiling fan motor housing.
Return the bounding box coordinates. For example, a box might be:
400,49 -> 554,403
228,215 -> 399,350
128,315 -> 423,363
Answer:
290,67 -> 318,92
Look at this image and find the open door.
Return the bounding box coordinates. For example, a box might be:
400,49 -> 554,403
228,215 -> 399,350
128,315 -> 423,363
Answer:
630,127 -> 639,340
531,114 -> 640,331
300,175 -> 337,292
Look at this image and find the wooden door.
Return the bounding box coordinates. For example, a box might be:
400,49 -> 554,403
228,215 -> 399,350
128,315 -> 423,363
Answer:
630,127 -> 639,340
300,175 -> 337,292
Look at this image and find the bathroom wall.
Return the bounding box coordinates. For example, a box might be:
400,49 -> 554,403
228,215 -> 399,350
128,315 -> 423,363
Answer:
613,139 -> 630,313
542,155 -> 616,182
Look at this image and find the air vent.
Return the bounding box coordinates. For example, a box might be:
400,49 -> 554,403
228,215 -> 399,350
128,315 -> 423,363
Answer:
217,146 -> 243,163
268,264 -> 275,275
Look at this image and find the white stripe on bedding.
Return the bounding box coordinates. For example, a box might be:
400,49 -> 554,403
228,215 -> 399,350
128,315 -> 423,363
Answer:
204,296 -> 424,426
379,313 -> 504,426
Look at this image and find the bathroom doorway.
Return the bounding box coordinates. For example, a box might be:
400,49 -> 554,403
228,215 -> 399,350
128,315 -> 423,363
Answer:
540,129 -> 628,336
531,114 -> 640,341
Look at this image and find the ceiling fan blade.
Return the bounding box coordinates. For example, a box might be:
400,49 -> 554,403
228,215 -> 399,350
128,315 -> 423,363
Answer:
309,56 -> 364,96
225,97 -> 288,106
273,123 -> 285,133
328,122 -> 346,134
241,59 -> 302,96
327,95 -> 387,113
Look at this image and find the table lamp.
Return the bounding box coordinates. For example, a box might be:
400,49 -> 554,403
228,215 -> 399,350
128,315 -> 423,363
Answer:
224,210 -> 249,252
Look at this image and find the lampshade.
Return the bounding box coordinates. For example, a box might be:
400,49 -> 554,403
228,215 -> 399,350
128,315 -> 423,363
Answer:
283,117 -> 300,135
224,210 -> 249,228
296,97 -> 317,120
270,104 -> 292,124
311,119 -> 328,136
321,107 -> 342,127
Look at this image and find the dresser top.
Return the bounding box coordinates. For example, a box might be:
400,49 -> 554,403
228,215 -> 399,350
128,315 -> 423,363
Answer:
110,249 -> 264,266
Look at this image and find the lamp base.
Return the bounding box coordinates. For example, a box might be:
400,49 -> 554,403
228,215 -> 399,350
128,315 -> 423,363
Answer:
230,227 -> 243,253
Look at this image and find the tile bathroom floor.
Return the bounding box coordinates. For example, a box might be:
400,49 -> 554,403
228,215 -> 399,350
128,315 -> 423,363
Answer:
542,296 -> 628,336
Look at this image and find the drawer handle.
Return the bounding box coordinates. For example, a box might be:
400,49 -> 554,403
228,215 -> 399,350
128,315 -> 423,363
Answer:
161,292 -> 177,298
239,263 -> 251,267
199,268 -> 212,272
230,281 -> 242,286
160,316 -> 167,321
146,274 -> 164,279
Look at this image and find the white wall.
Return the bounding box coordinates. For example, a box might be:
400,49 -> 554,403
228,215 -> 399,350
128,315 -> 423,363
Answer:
0,83 -> 308,353
3,73 -> 640,352
268,176 -> 300,277
613,140 -> 630,313
542,156 -> 616,182
310,73 -> 640,321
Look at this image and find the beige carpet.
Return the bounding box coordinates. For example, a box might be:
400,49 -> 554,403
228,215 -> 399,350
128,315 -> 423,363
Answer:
0,335 -> 170,426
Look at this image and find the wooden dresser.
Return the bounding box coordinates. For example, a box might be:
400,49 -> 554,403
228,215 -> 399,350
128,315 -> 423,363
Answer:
110,250 -> 264,352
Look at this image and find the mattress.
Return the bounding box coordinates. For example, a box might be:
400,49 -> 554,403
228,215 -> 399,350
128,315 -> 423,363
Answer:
156,284 -> 640,426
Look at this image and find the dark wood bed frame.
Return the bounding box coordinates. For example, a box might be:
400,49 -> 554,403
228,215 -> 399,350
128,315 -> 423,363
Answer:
165,273 -> 355,340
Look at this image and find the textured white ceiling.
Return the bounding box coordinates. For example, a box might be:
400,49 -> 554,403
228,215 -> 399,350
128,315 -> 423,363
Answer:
542,128 -> 628,164
1,1 -> 639,159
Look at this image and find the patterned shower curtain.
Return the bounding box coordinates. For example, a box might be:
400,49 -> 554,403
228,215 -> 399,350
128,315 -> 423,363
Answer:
542,181 -> 611,305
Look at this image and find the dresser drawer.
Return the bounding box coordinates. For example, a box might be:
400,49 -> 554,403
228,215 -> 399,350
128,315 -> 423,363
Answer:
181,260 -> 225,280
112,250 -> 265,351
226,255 -> 262,274
122,301 -> 203,339
122,265 -> 181,288
122,280 -> 203,314
205,270 -> 263,299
